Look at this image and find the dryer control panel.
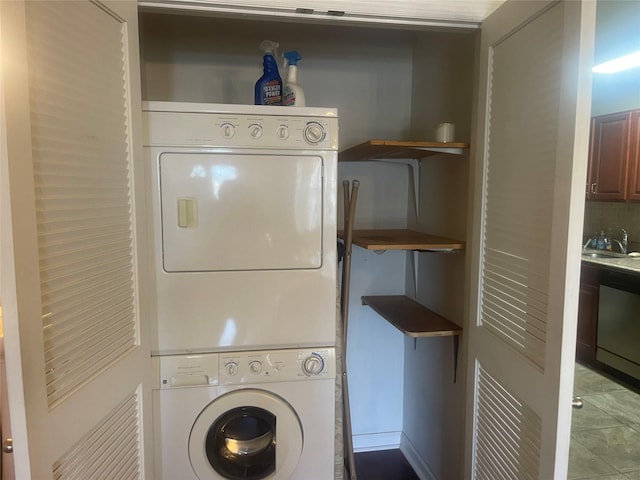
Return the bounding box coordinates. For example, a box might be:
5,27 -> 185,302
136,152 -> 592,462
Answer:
219,348 -> 336,385
143,104 -> 338,150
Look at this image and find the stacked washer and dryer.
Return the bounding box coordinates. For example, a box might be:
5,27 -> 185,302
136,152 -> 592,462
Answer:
143,102 -> 339,480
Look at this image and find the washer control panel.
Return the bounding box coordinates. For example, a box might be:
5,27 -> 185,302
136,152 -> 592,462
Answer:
219,348 -> 335,385
154,353 -> 219,390
153,348 -> 335,389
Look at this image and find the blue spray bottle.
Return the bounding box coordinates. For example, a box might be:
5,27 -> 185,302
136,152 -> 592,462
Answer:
254,40 -> 282,105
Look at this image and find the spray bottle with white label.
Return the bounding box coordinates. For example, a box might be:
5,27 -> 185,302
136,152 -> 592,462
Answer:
282,50 -> 306,107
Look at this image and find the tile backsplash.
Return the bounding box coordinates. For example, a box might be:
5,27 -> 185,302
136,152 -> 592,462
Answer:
583,201 -> 640,252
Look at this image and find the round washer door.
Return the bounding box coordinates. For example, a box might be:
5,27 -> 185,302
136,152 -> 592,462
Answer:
189,389 -> 303,480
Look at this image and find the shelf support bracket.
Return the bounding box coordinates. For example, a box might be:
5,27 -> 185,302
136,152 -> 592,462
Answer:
406,250 -> 418,299
406,159 -> 420,223
453,335 -> 460,383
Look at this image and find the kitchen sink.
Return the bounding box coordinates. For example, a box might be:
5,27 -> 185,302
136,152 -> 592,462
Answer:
582,249 -> 630,259
583,252 -> 622,259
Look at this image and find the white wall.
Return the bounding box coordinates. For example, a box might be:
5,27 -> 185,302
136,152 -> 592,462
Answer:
338,161 -> 410,450
410,31 -> 476,143
591,0 -> 640,116
402,31 -> 475,480
139,12 -> 414,148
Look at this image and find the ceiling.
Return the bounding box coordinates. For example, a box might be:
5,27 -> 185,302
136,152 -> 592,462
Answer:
142,0 -> 508,29
594,0 -> 640,63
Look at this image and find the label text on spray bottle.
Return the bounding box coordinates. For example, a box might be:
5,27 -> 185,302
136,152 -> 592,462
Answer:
264,80 -> 282,105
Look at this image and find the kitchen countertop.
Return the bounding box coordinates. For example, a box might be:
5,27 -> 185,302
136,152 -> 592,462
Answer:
581,251 -> 640,274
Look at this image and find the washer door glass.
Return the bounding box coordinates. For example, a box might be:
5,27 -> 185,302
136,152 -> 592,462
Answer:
207,406 -> 275,480
189,389 -> 303,480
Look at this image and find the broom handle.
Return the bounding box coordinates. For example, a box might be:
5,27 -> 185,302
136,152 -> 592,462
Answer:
341,179 -> 359,480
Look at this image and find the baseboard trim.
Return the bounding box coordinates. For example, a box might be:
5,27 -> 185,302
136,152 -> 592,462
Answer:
352,431 -> 401,453
400,433 -> 437,480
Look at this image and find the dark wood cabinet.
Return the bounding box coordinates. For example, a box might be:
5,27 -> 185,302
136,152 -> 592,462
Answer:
628,110 -> 640,201
587,111 -> 632,201
576,263 -> 600,365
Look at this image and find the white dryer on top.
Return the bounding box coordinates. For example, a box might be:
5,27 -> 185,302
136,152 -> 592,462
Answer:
143,102 -> 338,355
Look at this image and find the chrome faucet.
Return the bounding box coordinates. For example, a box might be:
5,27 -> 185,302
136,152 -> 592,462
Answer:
611,228 -> 628,254
583,227 -> 628,253
611,239 -> 626,254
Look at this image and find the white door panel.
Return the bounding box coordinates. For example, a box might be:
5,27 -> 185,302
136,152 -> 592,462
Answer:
0,1 -> 152,478
465,1 -> 595,478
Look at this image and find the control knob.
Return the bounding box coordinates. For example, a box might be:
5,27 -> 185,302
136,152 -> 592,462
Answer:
276,125 -> 289,140
303,122 -> 326,144
248,124 -> 263,139
302,353 -> 324,376
249,360 -> 263,374
220,123 -> 235,139
224,361 -> 239,377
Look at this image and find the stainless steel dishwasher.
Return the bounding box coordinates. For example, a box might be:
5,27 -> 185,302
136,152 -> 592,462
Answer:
596,267 -> 640,381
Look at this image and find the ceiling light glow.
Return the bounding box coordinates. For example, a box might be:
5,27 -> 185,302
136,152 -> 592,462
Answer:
592,50 -> 640,74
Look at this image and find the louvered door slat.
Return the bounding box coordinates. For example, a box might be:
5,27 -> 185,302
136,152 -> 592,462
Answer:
40,247 -> 132,278
482,302 -> 546,347
43,260 -> 131,290
26,0 -> 137,408
476,422 -> 520,478
482,295 -> 546,336
41,243 -> 132,270
474,366 -> 542,480
45,308 -> 134,365
479,383 -> 542,453
47,337 -> 135,404
43,282 -> 132,318
484,249 -> 549,293
483,286 -> 547,329
482,274 -> 548,315
52,391 -> 141,480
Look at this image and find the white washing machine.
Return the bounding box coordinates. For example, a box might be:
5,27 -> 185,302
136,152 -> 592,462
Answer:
152,348 -> 336,480
143,102 -> 338,355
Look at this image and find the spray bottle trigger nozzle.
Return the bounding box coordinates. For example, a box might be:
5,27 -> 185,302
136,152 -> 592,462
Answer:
259,40 -> 279,56
283,50 -> 302,66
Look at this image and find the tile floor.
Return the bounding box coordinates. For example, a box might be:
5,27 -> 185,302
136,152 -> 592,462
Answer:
570,362 -> 640,479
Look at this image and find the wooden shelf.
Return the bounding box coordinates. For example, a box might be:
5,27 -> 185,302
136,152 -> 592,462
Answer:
339,140 -> 470,162
362,295 -> 462,338
339,229 -> 465,251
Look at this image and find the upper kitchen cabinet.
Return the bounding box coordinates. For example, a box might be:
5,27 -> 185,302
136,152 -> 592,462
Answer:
629,110 -> 640,201
587,110 -> 633,201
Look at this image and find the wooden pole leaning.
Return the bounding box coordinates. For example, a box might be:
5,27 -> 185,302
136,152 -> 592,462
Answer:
341,179 -> 359,480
